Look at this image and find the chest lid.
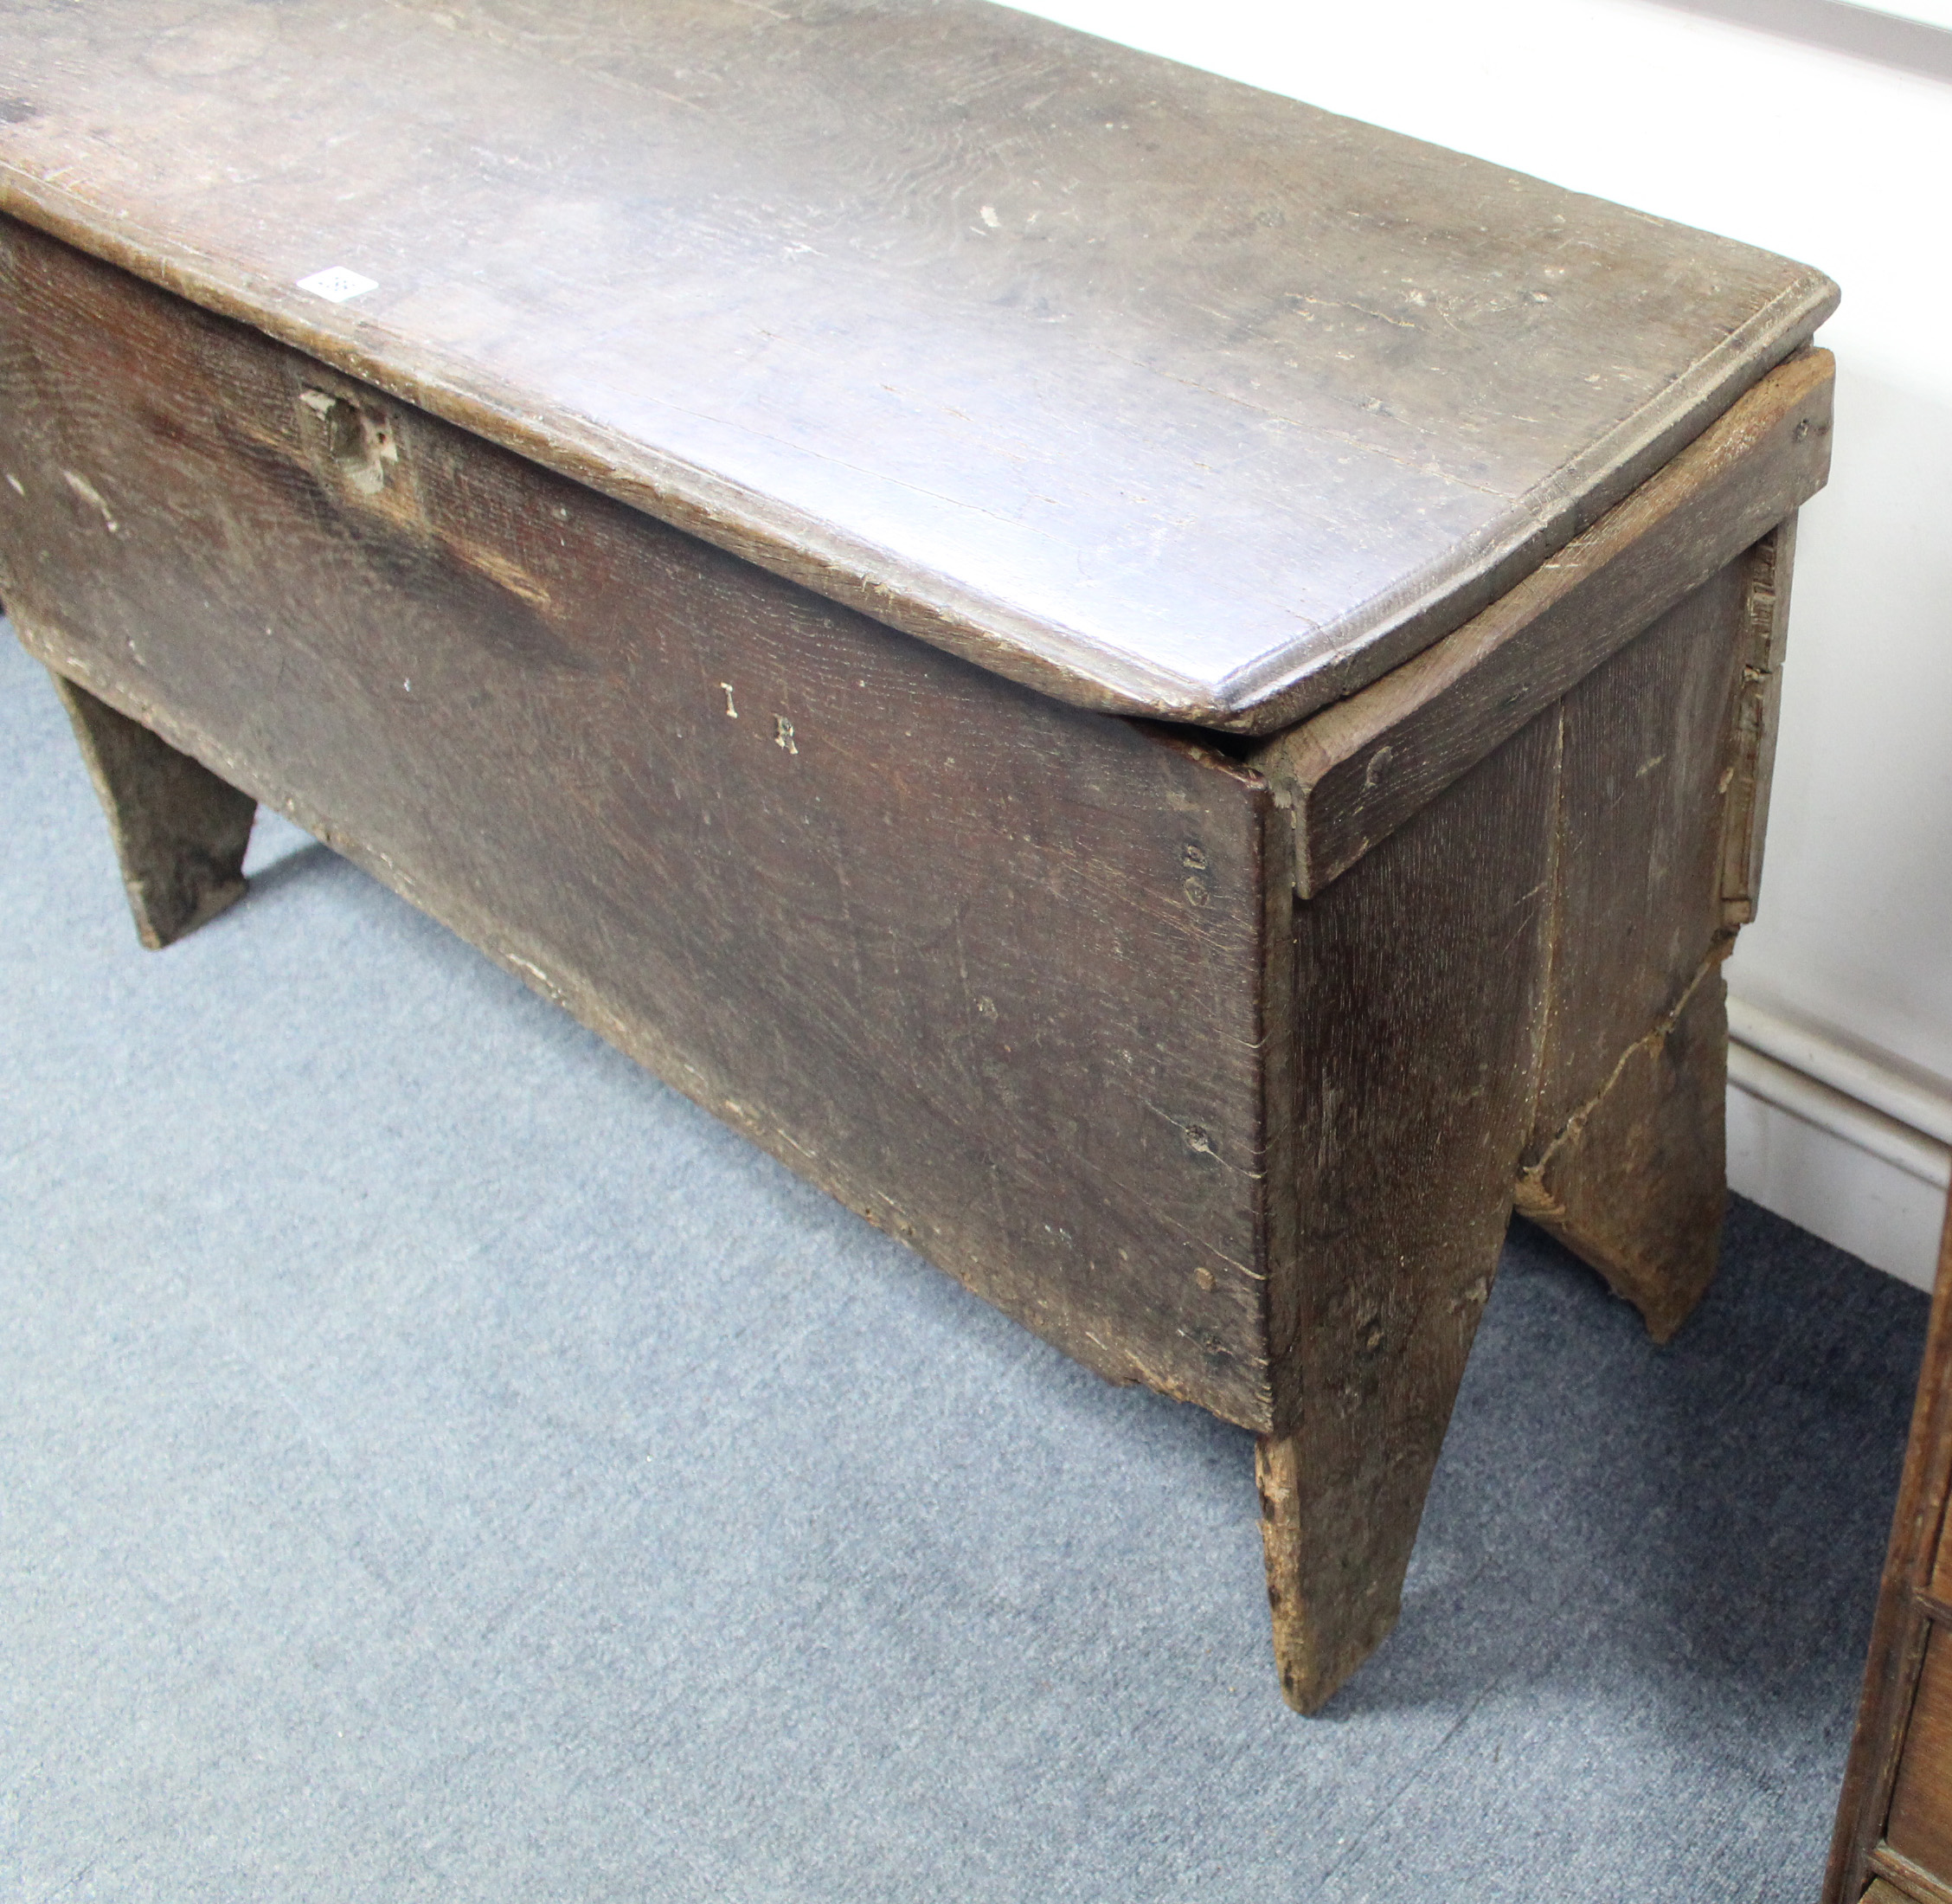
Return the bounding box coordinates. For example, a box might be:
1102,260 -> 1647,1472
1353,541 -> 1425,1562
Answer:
0,0 -> 1836,732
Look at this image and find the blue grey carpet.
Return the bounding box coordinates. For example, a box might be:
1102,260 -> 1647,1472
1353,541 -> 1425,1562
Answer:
0,625 -> 1928,1902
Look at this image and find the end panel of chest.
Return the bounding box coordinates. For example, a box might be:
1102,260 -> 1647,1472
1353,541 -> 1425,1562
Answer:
0,213 -> 1283,1430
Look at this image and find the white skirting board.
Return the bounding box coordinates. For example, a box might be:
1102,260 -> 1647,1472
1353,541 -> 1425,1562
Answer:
1726,996 -> 1950,1292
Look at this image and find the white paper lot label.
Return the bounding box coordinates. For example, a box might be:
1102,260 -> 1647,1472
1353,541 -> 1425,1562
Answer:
297,266 -> 378,303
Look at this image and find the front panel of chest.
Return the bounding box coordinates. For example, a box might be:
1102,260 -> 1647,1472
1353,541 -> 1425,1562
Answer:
0,212 -> 1285,1429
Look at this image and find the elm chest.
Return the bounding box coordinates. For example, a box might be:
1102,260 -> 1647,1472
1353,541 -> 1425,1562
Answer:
0,0 -> 1836,1708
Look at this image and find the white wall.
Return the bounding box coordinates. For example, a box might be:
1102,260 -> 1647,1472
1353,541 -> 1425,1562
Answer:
1011,0 -> 1952,1284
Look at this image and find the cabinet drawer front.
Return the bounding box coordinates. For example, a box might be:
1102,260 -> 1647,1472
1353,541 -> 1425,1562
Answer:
1889,1624 -> 1952,1881
1929,1500 -> 1952,1607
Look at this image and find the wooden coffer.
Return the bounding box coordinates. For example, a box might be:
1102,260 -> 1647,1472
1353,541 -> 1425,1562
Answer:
0,0 -> 1838,1708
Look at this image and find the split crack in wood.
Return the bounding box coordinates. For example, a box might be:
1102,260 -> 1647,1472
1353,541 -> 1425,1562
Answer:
1514,945 -> 1727,1214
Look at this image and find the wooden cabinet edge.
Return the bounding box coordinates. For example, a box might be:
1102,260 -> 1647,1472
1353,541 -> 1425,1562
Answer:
1870,1845 -> 1952,1904
1827,1203 -> 1952,1904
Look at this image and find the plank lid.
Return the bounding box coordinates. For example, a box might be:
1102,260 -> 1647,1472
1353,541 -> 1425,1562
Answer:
0,0 -> 1837,732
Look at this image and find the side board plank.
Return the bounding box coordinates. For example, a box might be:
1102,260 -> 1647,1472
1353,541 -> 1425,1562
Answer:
1262,708 -> 1562,1706
1512,550 -> 1768,1339
1262,524 -> 1791,1694
0,210 -> 1822,1710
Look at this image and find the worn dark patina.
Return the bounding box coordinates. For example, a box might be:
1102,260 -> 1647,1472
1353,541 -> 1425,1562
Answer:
0,0 -> 1836,1708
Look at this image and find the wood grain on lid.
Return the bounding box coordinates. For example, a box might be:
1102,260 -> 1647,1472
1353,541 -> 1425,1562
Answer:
0,0 -> 1839,730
